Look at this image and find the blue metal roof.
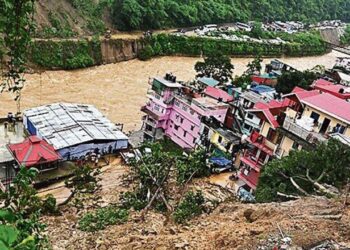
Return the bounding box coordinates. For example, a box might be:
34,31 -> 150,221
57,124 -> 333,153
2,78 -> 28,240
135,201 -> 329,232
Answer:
198,77 -> 220,87
251,85 -> 275,94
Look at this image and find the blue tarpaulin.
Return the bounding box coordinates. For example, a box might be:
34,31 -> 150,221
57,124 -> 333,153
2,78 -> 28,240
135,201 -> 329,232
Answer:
209,157 -> 231,167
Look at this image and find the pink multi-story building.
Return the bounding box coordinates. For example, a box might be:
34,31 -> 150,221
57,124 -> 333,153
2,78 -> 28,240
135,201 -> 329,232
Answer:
141,75 -> 230,149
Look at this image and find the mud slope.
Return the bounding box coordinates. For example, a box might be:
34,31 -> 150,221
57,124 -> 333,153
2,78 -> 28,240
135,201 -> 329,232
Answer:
34,0 -> 113,36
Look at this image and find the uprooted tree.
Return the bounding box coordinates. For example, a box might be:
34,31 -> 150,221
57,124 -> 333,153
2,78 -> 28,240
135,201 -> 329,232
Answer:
255,138 -> 350,202
120,141 -> 210,222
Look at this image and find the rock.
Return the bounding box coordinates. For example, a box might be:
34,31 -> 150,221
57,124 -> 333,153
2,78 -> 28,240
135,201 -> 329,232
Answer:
249,229 -> 263,236
243,208 -> 255,223
175,240 -> 189,249
169,227 -> 177,235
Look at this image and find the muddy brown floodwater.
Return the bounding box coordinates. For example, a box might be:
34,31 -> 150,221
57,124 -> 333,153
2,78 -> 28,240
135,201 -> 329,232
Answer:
0,51 -> 347,132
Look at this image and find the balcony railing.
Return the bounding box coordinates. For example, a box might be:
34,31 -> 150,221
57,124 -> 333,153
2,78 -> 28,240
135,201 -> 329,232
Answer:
141,105 -> 169,121
282,117 -> 326,144
241,155 -> 263,172
249,131 -> 276,155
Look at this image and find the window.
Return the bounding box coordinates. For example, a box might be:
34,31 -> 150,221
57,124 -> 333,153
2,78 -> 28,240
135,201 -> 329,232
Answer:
218,136 -> 223,143
191,125 -> 195,131
247,113 -> 254,120
154,105 -> 160,112
243,124 -> 251,130
174,125 -> 179,131
190,109 -> 195,115
174,100 -> 180,107
180,117 -> 184,124
182,106 -> 188,112
334,123 -> 346,134
310,111 -> 320,123
266,128 -> 276,141
292,141 -> 300,150
193,138 -> 196,144
184,131 -> 187,137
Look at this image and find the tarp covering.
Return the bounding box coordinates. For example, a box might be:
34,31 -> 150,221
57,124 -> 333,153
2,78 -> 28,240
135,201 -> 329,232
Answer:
8,136 -> 61,167
209,157 -> 231,167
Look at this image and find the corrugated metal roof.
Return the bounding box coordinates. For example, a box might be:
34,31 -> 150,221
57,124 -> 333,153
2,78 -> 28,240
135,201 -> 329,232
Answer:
23,103 -> 128,150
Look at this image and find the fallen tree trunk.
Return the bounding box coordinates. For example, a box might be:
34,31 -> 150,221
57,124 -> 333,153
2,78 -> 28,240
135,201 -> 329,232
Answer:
277,192 -> 301,200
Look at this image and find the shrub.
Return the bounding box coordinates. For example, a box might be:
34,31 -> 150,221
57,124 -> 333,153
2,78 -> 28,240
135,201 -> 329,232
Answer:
65,165 -> 100,193
78,206 -> 128,232
119,190 -> 148,211
41,194 -> 60,216
138,45 -> 155,61
173,191 -> 205,224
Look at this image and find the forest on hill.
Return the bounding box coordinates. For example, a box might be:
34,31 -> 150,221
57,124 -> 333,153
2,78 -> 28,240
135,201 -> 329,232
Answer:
112,0 -> 350,31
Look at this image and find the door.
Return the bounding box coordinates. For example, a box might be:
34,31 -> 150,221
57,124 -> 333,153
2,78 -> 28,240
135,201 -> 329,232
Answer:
319,118 -> 331,134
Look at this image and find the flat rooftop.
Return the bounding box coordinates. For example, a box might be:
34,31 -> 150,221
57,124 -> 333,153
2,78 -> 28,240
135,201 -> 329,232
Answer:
0,121 -> 25,163
24,103 -> 128,150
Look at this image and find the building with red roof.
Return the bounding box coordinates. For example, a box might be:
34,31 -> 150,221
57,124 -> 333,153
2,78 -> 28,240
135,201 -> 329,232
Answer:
237,99 -> 288,190
8,136 -> 61,170
312,79 -> 350,100
204,86 -> 234,102
301,93 -> 350,133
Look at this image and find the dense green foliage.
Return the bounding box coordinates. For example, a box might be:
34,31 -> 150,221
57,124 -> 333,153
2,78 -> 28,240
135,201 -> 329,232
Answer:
31,38 -> 102,69
112,0 -> 350,31
256,139 -> 350,203
173,191 -> 205,224
176,149 -> 210,184
78,206 -> 128,232
0,168 -> 53,249
275,70 -> 318,94
36,11 -> 77,38
0,210 -> 36,250
195,52 -> 234,83
340,25 -> 350,46
139,33 -> 328,61
70,0 -> 112,34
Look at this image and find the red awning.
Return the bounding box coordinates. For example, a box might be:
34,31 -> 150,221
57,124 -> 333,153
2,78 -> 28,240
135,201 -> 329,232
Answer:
8,136 -> 61,167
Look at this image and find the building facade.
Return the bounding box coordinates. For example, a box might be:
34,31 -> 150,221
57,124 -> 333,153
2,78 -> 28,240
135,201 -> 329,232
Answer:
141,76 -> 230,149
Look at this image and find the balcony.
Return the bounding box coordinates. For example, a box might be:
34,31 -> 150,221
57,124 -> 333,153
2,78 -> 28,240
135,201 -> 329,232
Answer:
248,131 -> 276,155
141,105 -> 169,121
238,170 -> 259,190
282,117 -> 326,144
240,153 -> 264,172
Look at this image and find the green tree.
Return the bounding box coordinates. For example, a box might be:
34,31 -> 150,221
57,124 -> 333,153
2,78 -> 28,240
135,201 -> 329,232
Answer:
275,70 -> 318,94
195,52 -> 234,83
0,0 -> 36,114
176,149 -> 210,184
246,55 -> 263,75
256,139 -> 350,202
340,25 -> 350,46
0,168 -> 50,249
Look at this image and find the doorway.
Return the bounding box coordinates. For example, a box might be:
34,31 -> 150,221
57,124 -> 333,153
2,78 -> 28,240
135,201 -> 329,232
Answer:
319,118 -> 331,134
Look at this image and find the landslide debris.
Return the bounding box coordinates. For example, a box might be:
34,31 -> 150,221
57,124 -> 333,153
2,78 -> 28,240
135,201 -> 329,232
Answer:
42,162 -> 350,250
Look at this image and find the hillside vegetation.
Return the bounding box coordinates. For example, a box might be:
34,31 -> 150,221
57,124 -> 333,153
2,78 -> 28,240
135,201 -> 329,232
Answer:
112,0 -> 350,31
32,0 -> 350,36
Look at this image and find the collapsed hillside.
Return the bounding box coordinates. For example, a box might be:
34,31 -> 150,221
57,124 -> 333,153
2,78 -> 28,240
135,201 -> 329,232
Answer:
34,0 -> 113,37
43,161 -> 350,250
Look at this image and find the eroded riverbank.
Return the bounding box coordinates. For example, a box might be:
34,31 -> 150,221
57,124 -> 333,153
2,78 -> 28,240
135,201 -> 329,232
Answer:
0,51 -> 347,132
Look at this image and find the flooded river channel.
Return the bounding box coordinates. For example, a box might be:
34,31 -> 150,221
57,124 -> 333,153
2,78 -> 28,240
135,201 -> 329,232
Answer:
0,51 -> 347,132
